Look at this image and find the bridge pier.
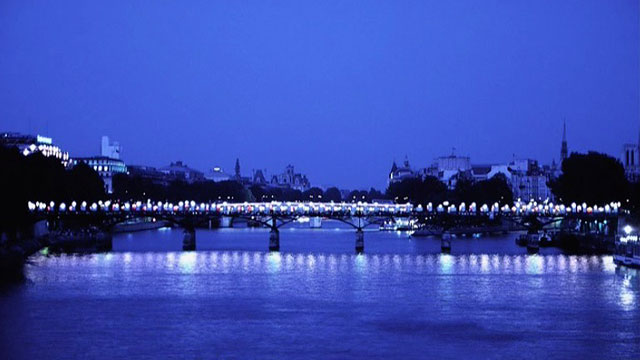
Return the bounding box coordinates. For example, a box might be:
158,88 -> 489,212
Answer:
355,228 -> 364,254
309,217 -> 322,229
441,232 -> 452,254
526,232 -> 540,254
183,228 -> 196,251
269,228 -> 280,252
220,216 -> 233,228
96,232 -> 113,252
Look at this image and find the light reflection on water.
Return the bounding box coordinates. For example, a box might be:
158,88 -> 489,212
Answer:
9,230 -> 640,359
28,251 -> 626,276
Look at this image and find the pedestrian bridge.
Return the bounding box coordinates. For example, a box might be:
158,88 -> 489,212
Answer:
28,200 -> 623,253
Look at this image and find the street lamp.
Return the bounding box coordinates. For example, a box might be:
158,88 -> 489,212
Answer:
624,225 -> 633,235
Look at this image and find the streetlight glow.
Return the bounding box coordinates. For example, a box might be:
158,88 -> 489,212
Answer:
623,225 -> 633,235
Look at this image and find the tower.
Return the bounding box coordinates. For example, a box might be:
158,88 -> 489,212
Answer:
101,136 -> 121,159
235,158 -> 241,179
389,160 -> 398,179
560,121 -> 568,162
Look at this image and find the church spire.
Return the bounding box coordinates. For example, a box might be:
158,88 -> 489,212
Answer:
235,158 -> 241,178
561,120 -> 568,162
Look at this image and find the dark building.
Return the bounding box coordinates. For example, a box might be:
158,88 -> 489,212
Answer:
159,161 -> 205,183
128,165 -> 171,186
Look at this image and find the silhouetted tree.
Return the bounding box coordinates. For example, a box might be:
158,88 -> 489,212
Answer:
452,177 -> 474,204
113,175 -> 253,203
113,173 -> 166,201
470,173 -> 513,205
629,180 -> 640,212
302,187 -> 323,200
550,152 -> 630,205
386,176 -> 447,205
347,190 -> 368,202
67,163 -> 106,202
0,147 -> 106,241
323,187 -> 342,202
367,188 -> 385,201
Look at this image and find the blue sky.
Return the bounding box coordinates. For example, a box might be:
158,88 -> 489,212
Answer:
1,0 -> 638,189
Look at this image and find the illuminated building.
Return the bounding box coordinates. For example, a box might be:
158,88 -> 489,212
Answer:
72,156 -> 127,193
0,132 -> 70,166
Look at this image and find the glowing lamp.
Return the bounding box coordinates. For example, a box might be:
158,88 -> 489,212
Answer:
624,225 -> 633,235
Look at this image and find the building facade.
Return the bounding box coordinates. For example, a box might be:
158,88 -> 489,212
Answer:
101,136 -> 121,159
205,166 -> 232,183
128,165 -> 170,186
72,156 -> 127,193
270,165 -> 310,191
159,161 -> 205,183
621,128 -> 640,182
1,132 -> 70,166
508,159 -> 554,202
389,156 -> 417,185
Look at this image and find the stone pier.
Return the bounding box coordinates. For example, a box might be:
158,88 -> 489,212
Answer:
220,216 -> 233,228
309,217 -> 322,229
526,232 -> 540,254
441,232 -> 452,254
183,228 -> 196,251
269,228 -> 280,252
355,228 -> 364,254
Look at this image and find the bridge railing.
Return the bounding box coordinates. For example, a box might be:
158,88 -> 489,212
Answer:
28,199 -> 623,218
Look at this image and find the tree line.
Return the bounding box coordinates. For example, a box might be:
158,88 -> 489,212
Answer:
2,145 -> 639,239
0,146 -> 105,237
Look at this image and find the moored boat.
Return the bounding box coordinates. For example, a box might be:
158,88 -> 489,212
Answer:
614,225 -> 640,268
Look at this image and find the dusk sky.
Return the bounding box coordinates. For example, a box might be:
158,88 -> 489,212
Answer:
1,0 -> 638,189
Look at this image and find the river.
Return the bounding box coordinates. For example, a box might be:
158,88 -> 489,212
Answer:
1,223 -> 639,359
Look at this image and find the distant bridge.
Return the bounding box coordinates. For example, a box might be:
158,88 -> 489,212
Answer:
28,200 -> 623,253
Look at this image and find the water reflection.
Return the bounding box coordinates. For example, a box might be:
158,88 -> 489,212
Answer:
29,251 -> 635,279
177,252 -> 196,273
266,252 -> 281,273
16,249 -> 640,360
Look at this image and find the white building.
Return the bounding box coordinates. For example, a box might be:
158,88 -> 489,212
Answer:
436,155 -> 471,172
420,154 -> 471,189
101,136 -> 121,160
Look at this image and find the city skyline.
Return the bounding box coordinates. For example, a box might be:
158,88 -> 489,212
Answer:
2,121 -> 638,192
1,0 -> 639,189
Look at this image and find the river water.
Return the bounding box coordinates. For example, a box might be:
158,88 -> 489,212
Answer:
1,223 -> 639,359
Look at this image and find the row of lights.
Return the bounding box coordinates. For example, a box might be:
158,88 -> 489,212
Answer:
28,199 -> 621,217
427,200 -> 621,215
28,200 -> 414,216
21,143 -> 70,166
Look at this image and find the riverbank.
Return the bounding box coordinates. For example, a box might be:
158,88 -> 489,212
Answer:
0,230 -> 112,282
0,236 -> 47,281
